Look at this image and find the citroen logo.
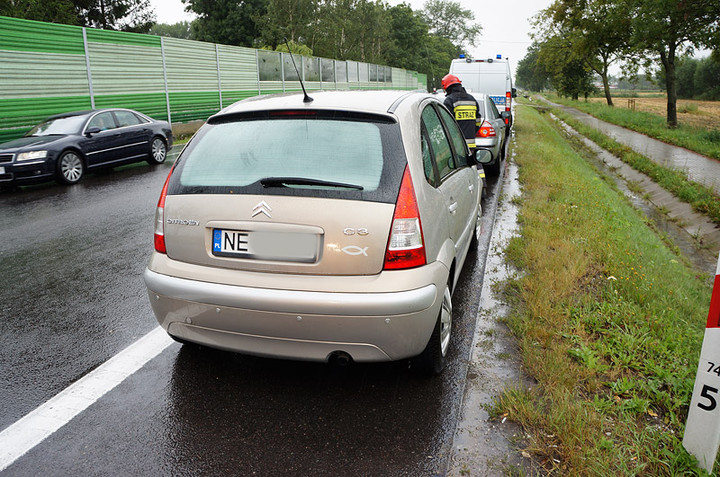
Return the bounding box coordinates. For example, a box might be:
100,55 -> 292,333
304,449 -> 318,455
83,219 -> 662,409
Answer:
252,200 -> 272,218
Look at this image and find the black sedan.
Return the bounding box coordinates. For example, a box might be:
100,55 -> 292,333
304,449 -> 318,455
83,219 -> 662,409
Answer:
0,108 -> 173,186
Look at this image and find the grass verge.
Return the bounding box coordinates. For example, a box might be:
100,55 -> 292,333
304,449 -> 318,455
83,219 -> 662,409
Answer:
495,104 -> 715,475
548,107 -> 720,226
545,94 -> 720,161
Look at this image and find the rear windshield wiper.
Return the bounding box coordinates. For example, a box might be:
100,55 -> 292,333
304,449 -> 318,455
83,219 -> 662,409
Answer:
260,177 -> 364,190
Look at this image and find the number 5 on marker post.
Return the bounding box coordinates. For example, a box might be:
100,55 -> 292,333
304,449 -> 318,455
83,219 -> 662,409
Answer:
684,252 -> 720,472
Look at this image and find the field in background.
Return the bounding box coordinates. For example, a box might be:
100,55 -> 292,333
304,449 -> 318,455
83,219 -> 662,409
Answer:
587,96 -> 720,131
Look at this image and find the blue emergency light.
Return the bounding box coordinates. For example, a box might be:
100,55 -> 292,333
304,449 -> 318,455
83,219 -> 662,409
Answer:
496,54 -> 502,59
459,54 -> 465,58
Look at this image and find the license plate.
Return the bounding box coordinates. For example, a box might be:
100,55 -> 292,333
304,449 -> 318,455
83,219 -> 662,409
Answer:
212,228 -> 318,262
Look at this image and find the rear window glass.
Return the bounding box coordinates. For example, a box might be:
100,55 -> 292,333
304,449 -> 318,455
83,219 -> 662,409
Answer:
169,113 -> 406,204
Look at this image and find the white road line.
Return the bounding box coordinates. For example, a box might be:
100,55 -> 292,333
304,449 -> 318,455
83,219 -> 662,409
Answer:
0,326 -> 174,472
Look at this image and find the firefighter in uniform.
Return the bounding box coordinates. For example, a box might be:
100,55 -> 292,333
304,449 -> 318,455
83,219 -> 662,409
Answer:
441,74 -> 486,192
442,74 -> 480,152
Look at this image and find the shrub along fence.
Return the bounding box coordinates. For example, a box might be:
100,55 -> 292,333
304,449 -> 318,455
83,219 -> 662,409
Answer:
0,16 -> 427,142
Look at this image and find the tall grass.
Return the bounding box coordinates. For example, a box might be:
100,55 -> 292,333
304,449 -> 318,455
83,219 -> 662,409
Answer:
496,105 -> 715,475
546,94 -> 720,161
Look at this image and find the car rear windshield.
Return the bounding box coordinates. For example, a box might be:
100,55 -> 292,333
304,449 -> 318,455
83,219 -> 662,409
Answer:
168,111 -> 407,203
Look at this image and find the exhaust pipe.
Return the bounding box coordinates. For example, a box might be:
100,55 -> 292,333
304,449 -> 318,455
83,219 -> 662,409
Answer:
328,351 -> 353,367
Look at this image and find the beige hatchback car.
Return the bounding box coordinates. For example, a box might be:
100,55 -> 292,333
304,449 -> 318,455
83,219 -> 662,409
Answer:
144,90 -> 487,374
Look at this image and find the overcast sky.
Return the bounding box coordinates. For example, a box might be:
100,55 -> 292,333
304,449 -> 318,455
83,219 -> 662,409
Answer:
149,0 -> 555,75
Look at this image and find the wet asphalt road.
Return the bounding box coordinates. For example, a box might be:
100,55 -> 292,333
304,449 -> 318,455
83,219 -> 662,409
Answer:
0,153 -> 505,475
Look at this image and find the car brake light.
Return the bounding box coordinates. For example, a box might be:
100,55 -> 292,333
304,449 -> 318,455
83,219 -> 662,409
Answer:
505,91 -> 512,113
154,168 -> 173,254
477,120 -> 496,138
383,166 -> 426,270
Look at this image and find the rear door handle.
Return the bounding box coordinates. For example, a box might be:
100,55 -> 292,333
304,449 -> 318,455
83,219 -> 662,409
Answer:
448,202 -> 458,214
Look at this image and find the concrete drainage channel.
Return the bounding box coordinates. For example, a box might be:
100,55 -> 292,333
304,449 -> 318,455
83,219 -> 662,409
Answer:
551,113 -> 720,275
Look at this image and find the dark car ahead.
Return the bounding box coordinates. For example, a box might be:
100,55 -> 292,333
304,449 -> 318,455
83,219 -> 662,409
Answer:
0,108 -> 173,186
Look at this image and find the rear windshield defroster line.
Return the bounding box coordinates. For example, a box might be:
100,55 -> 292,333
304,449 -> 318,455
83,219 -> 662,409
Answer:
167,110 -> 407,204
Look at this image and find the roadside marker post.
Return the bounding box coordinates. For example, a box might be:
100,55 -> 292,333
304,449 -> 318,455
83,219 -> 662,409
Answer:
684,251 -> 720,473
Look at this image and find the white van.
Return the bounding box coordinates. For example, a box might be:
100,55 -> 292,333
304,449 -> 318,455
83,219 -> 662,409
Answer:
449,55 -> 515,126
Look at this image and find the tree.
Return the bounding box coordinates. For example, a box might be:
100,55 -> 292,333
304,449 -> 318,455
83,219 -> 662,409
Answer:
694,55 -> 720,100
385,4 -> 431,73
183,0 -> 268,47
255,0 -> 318,50
516,42 -> 551,92
0,0 -> 81,24
148,21 -> 193,39
629,0 -> 720,127
75,0 -> 155,32
535,0 -> 631,107
675,56 -> 699,99
421,0 -> 481,51
422,33 -> 457,90
537,36 -> 596,100
308,0 -> 391,63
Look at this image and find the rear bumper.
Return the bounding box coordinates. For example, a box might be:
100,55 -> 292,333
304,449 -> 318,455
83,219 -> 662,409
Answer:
143,262 -> 448,362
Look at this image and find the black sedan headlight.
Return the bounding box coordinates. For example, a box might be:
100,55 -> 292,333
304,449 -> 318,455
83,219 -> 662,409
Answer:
16,151 -> 48,162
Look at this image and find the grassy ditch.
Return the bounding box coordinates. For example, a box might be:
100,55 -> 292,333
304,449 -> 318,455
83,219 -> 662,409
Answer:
496,104 -> 716,475
548,107 -> 720,227
545,94 -> 720,161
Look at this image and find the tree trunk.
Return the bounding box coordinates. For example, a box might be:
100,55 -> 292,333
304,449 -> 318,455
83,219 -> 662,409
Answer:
660,49 -> 678,128
601,72 -> 613,107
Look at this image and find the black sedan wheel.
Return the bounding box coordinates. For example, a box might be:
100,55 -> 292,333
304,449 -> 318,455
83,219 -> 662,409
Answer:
148,137 -> 167,164
56,151 -> 84,185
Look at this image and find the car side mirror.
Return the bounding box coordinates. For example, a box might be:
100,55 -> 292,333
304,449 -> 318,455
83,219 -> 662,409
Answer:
85,127 -> 101,137
474,149 -> 492,165
500,111 -> 511,126
511,88 -> 517,98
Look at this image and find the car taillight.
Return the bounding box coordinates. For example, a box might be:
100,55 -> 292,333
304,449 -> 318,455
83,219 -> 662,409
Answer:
154,168 -> 173,254
477,120 -> 496,138
505,92 -> 512,124
383,166 -> 426,270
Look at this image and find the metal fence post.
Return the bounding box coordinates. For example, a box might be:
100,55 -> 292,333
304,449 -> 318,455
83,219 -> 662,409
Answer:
160,37 -> 171,124
255,49 -> 261,96
281,52 -> 285,92
215,44 -> 223,109
82,27 -> 95,109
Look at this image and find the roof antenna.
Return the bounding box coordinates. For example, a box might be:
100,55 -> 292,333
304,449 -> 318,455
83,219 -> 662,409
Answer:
284,38 -> 313,103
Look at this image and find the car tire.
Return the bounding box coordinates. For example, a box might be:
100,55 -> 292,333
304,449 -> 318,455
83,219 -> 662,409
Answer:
413,282 -> 452,375
56,151 -> 84,185
470,204 -> 482,249
147,137 -> 167,165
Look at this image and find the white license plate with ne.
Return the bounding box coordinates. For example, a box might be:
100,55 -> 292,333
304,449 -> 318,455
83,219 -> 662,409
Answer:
212,228 -> 318,263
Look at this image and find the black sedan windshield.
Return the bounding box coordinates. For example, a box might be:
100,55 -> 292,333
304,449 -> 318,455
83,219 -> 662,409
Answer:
28,116 -> 87,136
